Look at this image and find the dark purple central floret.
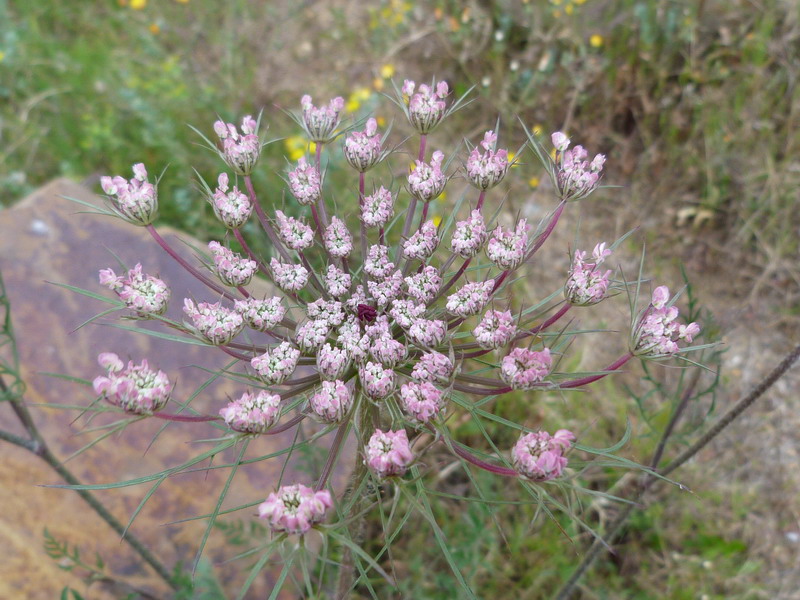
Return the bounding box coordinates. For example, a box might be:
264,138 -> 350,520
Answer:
357,303 -> 378,322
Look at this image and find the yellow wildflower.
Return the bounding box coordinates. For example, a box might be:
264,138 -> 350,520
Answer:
565,4 -> 574,15
432,216 -> 442,227
130,0 -> 146,9
149,23 -> 160,34
528,176 -> 540,189
376,116 -> 387,127
284,136 -> 315,162
532,124 -> 543,136
590,34 -> 604,48
346,87 -> 372,113
380,64 -> 395,79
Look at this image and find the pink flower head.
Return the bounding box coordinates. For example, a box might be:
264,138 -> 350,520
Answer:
210,173 -> 252,229
389,299 -> 426,330
93,352 -> 171,415
324,264 -> 352,298
183,299 -> 244,345
633,286 -> 700,357
258,484 -> 333,535
359,360 -> 396,399
367,270 -> 404,310
405,265 -> 442,304
251,341 -> 301,384
337,316 -> 369,363
275,210 -> 314,251
446,280 -> 494,318
473,309 -> 518,350
411,351 -> 454,383
317,343 -> 351,380
219,390 -> 281,434
99,263 -> 170,316
212,115 -> 261,175
486,219 -> 531,270
408,150 -> 447,202
466,130 -> 509,190
270,257 -> 309,293
364,244 -> 395,279
402,78 -> 450,134
323,217 -> 353,258
365,429 -> 414,478
369,336 -> 408,368
551,132 -> 570,153
309,380 -> 353,423
512,429 -> 575,481
361,186 -> 395,228
500,347 -> 552,390
208,241 -> 257,287
406,317 -> 446,348
300,94 -> 345,143
288,156 -> 322,206
100,163 -> 158,226
307,298 -> 345,327
295,319 -> 331,352
344,118 -> 384,172
234,296 -> 286,332
403,219 -> 440,261
552,132 -> 606,201
399,381 -> 445,424
450,210 -> 488,258
565,242 -> 613,306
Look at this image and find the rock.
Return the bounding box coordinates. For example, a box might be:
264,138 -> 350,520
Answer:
0,179 -> 351,599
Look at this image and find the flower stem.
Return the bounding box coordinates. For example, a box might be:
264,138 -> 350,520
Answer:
146,225 -> 237,301
244,176 -> 294,263
315,418 -> 351,491
557,353 -> 633,389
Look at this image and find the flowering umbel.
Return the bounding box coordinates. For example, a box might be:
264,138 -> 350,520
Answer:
512,429 -> 575,481
632,286 -> 700,357
99,263 -> 170,316
220,390 -> 281,434
93,352 -> 171,415
83,75 -> 708,588
401,79 -> 450,134
213,115 -> 261,175
551,131 -> 605,201
258,484 -> 333,534
565,243 -> 613,306
100,163 -> 158,226
365,429 -> 414,478
300,95 -> 345,143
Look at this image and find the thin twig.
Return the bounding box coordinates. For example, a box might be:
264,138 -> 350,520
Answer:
554,343 -> 800,600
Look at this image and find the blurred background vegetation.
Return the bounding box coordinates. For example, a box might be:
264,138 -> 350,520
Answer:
2,0 -> 799,598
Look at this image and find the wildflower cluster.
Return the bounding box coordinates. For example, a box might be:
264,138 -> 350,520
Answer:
89,76 -> 702,567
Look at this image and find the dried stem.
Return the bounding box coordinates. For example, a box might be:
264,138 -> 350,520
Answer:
0,378 -> 177,589
554,343 -> 800,600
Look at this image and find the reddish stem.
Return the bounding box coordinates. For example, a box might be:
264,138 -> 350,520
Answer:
315,419 -> 351,491
450,442 -> 518,477
314,143 -> 330,229
490,201 -> 567,295
233,229 -> 271,279
146,225 -> 237,301
558,353 -> 634,389
244,176 -> 293,263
